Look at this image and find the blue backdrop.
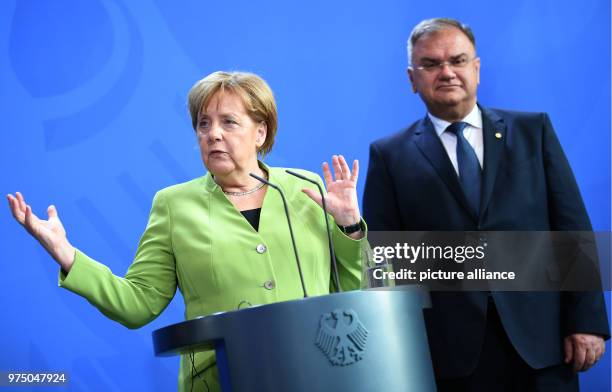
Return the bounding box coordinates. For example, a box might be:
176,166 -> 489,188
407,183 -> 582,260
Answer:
1,0 -> 610,390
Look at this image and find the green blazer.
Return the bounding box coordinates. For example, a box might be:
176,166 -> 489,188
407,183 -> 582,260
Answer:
59,164 -> 367,391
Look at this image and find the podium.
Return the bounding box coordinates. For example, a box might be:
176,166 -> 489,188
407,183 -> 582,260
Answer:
153,288 -> 436,391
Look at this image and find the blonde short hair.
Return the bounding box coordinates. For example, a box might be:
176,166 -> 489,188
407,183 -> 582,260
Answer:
188,71 -> 278,157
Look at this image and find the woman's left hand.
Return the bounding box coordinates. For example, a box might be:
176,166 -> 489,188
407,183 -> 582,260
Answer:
303,155 -> 361,228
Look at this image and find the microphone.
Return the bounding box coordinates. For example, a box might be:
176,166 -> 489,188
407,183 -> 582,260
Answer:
249,173 -> 308,298
285,170 -> 342,292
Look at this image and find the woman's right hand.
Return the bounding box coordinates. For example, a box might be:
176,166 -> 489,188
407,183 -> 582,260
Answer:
7,192 -> 75,272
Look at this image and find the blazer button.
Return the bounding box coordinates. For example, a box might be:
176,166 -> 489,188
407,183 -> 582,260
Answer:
256,244 -> 267,254
263,280 -> 275,290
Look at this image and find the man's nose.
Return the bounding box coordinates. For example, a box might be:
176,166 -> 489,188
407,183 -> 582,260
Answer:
438,63 -> 456,79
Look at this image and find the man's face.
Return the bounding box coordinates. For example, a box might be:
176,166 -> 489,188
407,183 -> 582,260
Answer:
408,27 -> 480,121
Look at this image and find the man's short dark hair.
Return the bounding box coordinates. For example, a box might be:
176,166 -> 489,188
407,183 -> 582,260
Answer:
408,18 -> 476,66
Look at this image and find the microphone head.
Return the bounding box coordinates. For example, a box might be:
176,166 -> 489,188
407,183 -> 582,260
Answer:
249,172 -> 267,183
250,172 -> 278,190
285,169 -> 316,185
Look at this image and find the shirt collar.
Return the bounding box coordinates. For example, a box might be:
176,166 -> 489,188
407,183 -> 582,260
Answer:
428,104 -> 482,137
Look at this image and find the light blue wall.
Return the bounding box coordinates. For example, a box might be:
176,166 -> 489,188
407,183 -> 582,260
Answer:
1,0 -> 609,390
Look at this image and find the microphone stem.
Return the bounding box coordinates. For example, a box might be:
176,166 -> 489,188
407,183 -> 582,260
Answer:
277,190 -> 308,298
285,170 -> 342,292
250,173 -> 308,298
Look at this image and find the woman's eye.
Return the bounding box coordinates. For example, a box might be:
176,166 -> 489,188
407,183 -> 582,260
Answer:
198,120 -> 210,128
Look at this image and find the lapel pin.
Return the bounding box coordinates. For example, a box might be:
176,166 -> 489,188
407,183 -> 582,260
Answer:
495,132 -> 502,139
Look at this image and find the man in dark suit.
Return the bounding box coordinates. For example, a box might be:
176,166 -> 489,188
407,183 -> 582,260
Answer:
363,18 -> 609,391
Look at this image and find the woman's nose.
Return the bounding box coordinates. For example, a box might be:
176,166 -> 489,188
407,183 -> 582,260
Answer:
207,123 -> 222,141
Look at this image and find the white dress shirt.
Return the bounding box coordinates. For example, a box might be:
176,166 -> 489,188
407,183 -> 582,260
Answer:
428,105 -> 484,174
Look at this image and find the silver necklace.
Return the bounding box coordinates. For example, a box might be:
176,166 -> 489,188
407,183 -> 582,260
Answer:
222,181 -> 265,197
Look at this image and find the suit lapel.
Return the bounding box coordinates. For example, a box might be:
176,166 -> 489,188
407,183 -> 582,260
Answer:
479,106 -> 507,221
413,116 -> 478,221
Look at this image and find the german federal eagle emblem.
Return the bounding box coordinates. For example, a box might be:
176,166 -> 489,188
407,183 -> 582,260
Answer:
315,309 -> 368,366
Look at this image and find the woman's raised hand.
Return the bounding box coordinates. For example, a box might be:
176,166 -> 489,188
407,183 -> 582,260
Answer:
302,155 -> 363,237
7,192 -> 75,271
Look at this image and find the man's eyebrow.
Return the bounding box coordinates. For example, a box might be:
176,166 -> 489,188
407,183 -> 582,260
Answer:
418,53 -> 469,62
449,53 -> 469,60
418,56 -> 442,63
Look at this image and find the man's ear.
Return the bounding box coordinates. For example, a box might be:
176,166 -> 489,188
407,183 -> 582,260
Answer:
474,57 -> 481,85
407,67 -> 417,93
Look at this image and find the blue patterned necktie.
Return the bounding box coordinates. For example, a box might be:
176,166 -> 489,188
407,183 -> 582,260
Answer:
446,121 -> 481,216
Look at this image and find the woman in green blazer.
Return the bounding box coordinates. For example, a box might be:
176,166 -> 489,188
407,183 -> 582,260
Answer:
7,71 -> 368,391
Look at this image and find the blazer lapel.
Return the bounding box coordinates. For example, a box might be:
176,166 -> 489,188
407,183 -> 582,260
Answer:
413,116 -> 478,221
479,106 -> 507,221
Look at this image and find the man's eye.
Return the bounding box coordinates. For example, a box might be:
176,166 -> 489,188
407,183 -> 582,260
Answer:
422,62 -> 439,69
452,58 -> 468,66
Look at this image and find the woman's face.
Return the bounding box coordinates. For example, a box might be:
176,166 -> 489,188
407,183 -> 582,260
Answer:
196,91 -> 267,177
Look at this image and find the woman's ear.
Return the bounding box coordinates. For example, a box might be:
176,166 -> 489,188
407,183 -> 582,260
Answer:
256,121 -> 267,148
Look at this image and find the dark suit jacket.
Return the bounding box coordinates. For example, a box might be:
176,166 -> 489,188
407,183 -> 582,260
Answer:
363,105 -> 610,378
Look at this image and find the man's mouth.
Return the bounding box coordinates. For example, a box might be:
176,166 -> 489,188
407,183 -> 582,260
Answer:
437,85 -> 461,90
